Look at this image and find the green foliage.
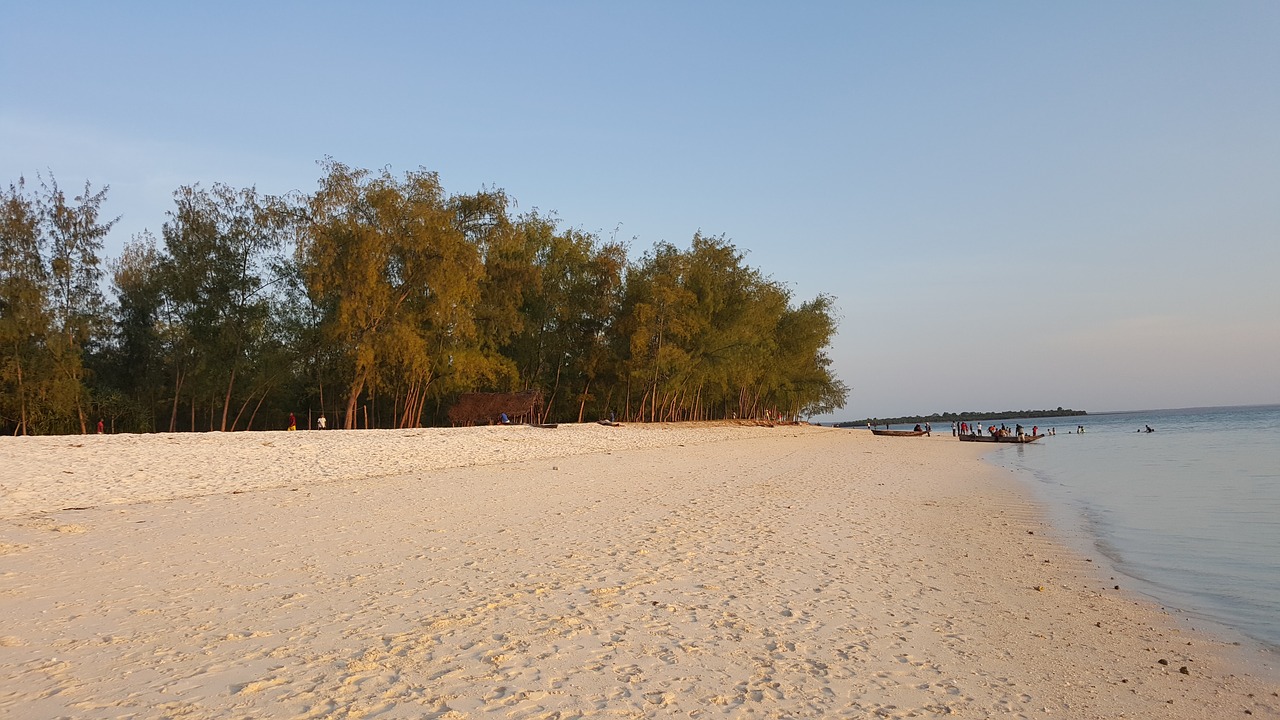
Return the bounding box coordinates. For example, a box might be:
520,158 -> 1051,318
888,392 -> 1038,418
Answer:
157,183 -> 288,431
104,231 -> 167,425
0,179 -> 49,434
2,162 -> 849,433
0,176 -> 116,434
613,233 -> 845,422
298,161 -> 495,428
501,220 -> 627,422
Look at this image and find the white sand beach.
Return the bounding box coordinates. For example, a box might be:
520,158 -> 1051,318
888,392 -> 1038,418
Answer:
1,423 -> 1277,718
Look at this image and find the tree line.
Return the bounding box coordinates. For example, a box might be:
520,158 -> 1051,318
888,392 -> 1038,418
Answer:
837,408 -> 1086,427
2,161 -> 847,435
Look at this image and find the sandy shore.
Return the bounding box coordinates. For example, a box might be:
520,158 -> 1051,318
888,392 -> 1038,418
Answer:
1,424 -> 1277,718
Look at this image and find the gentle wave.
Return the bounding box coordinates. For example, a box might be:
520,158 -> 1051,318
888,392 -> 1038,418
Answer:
988,405 -> 1280,649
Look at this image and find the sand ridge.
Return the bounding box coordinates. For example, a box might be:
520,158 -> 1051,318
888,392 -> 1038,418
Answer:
1,424 -> 1277,718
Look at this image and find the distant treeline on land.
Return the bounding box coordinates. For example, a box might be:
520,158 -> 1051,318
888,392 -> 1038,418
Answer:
2,163 -> 847,435
836,408 -> 1087,427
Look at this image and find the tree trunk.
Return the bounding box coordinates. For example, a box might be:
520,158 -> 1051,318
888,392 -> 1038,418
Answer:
668,387 -> 684,422
398,379 -> 415,429
246,390 -> 268,431
344,369 -> 367,430
418,377 -> 431,426
230,380 -> 261,431
399,376 -> 423,429
576,377 -> 591,423
602,387 -> 615,422
220,364 -> 237,431
16,362 -> 26,436
544,360 -> 563,424
169,368 -> 185,433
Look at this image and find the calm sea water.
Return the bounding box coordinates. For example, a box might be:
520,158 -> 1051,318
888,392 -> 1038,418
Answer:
980,405 -> 1280,649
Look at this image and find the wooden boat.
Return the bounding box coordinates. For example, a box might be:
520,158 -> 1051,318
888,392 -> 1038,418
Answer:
958,433 -> 1043,444
870,429 -> 925,437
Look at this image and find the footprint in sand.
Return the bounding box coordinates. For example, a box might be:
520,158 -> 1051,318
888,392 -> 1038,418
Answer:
643,690 -> 673,705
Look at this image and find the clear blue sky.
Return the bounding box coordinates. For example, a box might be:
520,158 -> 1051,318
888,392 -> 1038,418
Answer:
4,2 -> 1278,420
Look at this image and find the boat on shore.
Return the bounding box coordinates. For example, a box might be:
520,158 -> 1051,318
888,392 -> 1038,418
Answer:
958,433 -> 1043,444
871,429 -> 926,437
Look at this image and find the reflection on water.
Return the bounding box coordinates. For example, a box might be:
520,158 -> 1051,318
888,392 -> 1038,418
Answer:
989,405 -> 1280,649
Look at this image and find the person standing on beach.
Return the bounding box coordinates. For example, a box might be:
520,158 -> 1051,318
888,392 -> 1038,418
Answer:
288,412 -> 297,431
97,419 -> 104,434
317,414 -> 327,430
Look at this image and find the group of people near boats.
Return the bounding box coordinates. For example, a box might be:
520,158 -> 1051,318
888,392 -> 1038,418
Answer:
953,421 -> 1055,439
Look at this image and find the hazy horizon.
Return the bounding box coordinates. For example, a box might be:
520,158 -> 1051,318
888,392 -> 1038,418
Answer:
832,401 -> 1280,424
4,2 -> 1277,421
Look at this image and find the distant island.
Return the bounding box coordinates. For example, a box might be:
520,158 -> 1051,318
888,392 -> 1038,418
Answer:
835,407 -> 1086,428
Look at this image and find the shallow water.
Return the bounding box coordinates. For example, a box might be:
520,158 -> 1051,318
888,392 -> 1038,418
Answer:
984,405 -> 1280,648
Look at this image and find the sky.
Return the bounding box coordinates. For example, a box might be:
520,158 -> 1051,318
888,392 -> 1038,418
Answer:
3,2 -> 1278,421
